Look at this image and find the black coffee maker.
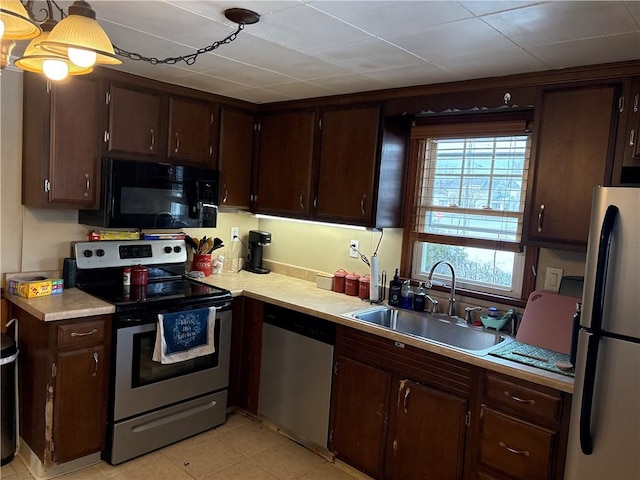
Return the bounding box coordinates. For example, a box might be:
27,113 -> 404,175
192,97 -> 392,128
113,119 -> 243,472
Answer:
244,230 -> 271,274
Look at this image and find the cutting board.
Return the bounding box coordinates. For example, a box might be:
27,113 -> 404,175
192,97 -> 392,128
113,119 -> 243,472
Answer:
516,291 -> 579,354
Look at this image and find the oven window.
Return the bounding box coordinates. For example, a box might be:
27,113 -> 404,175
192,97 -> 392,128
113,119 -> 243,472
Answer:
131,321 -> 220,388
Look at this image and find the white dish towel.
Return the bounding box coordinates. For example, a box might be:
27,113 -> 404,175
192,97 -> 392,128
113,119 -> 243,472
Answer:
153,306 -> 216,364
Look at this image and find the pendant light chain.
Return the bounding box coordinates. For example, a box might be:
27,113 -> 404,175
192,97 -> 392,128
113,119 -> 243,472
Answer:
112,24 -> 244,66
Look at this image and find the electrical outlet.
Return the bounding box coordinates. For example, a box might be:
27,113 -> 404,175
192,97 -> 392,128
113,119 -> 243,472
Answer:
231,227 -> 239,243
544,267 -> 564,292
349,240 -> 359,258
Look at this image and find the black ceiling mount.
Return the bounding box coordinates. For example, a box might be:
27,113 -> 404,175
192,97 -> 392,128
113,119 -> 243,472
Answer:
224,8 -> 260,25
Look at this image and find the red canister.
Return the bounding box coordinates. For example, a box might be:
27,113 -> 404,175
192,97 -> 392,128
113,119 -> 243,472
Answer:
333,269 -> 348,293
131,265 -> 148,286
345,272 -> 361,296
358,274 -> 371,299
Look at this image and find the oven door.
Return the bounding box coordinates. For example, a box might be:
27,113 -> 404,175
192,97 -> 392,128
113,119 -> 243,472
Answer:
113,308 -> 231,421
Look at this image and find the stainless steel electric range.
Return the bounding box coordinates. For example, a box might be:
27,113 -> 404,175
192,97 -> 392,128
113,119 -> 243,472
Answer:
64,239 -> 232,465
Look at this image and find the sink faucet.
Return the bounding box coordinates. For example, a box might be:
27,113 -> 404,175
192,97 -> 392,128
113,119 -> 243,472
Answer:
427,261 -> 457,317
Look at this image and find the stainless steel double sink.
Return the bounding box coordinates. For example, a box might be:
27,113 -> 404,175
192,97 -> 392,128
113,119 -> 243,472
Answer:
342,306 -> 513,356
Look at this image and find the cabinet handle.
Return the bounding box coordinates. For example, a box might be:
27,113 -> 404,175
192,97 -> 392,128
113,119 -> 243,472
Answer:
634,94 -> 639,113
504,390 -> 536,405
360,194 -> 367,216
222,186 -> 228,204
299,190 -> 305,210
84,174 -> 90,197
403,387 -> 411,413
92,352 -> 98,377
149,129 -> 155,151
174,133 -> 180,153
630,129 -> 636,148
537,204 -> 545,233
71,328 -> 98,337
313,197 -> 317,209
499,441 -> 530,456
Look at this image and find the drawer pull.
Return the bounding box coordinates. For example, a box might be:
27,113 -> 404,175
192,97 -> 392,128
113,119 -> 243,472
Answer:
70,328 -> 98,337
499,441 -> 530,457
504,390 -> 535,405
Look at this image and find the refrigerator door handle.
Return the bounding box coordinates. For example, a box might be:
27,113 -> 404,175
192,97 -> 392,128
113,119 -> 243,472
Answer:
579,204 -> 618,455
589,205 -> 618,333
579,331 -> 599,455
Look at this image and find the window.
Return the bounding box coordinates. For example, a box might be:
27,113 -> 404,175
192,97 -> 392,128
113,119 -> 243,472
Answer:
404,117 -> 534,300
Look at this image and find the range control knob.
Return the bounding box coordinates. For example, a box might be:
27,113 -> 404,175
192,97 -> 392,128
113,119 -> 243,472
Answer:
96,249 -> 105,257
83,249 -> 93,258
164,246 -> 173,254
173,246 -> 182,253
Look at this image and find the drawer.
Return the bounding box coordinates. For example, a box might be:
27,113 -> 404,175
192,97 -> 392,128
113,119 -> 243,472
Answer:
484,373 -> 563,425
479,406 -> 557,480
57,319 -> 105,347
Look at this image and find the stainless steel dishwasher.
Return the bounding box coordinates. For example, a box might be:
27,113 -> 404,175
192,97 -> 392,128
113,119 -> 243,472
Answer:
258,304 -> 336,449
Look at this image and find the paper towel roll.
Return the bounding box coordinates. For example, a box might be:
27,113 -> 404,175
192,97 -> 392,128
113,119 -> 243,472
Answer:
370,254 -> 379,302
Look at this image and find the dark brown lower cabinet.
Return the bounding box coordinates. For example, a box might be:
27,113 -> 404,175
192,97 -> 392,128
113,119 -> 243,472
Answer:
329,326 -> 477,480
15,308 -> 111,467
388,379 -> 468,480
331,356 -> 391,478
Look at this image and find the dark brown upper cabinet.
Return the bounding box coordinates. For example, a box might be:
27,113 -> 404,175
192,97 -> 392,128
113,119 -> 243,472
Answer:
218,107 -> 255,209
167,95 -> 219,167
253,110 -> 316,218
22,73 -> 101,209
613,76 -> 640,185
105,82 -> 165,159
524,82 -> 622,250
254,104 -> 408,227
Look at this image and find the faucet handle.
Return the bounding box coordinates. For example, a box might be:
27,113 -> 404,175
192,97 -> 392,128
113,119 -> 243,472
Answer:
425,295 -> 439,314
464,306 -> 482,324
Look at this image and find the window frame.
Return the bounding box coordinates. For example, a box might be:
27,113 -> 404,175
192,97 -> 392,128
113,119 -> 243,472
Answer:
400,112 -> 538,307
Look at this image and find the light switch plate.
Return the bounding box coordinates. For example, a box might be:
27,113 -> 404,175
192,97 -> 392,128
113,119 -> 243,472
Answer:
544,267 -> 564,292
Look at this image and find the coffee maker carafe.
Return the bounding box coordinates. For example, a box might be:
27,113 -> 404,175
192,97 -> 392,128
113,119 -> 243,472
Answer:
245,230 -> 271,274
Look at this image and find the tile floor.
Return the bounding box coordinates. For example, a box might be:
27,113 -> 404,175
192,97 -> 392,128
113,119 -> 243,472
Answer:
1,413 -> 366,480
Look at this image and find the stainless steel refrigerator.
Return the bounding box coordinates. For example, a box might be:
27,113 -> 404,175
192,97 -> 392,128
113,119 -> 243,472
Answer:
565,186 -> 640,479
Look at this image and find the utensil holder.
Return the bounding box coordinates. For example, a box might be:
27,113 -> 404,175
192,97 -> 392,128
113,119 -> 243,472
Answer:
193,254 -> 212,277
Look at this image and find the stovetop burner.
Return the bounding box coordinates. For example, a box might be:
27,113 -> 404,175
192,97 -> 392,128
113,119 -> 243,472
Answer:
81,278 -> 230,307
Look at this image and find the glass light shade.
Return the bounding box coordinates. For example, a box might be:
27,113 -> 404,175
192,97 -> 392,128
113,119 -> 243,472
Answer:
15,30 -> 92,76
42,58 -> 69,81
38,3 -> 121,66
68,47 -> 96,67
0,0 -> 41,40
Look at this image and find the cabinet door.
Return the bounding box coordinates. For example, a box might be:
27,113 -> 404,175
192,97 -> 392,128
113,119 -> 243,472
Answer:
53,345 -> 107,464
107,83 -> 164,158
388,379 -> 468,480
525,84 -> 619,249
330,355 -> 391,479
22,74 -> 101,208
315,106 -> 380,225
621,77 -> 640,166
254,111 -> 315,217
168,96 -> 216,166
49,76 -> 101,207
219,107 -> 254,209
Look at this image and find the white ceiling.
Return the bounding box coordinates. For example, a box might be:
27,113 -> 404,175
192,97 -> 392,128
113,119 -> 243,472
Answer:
21,1 -> 640,103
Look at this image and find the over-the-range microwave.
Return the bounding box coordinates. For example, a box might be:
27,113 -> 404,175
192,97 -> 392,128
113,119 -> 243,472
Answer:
79,158 -> 219,229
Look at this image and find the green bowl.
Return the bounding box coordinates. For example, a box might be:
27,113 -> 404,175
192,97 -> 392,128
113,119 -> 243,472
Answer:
481,315 -> 508,330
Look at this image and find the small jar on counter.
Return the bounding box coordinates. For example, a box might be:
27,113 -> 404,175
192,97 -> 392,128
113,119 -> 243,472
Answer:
345,272 -> 360,296
358,274 -> 370,300
122,266 -> 131,286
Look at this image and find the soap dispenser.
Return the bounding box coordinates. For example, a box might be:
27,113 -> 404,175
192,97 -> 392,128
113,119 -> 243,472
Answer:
400,280 -> 413,309
388,269 -> 402,306
413,282 -> 426,312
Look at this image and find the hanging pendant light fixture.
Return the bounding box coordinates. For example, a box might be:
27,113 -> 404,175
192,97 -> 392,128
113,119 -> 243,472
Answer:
15,16 -> 92,80
2,1 -> 259,81
0,0 -> 41,40
37,0 -> 121,68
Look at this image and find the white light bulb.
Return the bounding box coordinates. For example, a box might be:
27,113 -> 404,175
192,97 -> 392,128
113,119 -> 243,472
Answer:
68,48 -> 96,68
0,19 -> 5,39
43,59 -> 69,81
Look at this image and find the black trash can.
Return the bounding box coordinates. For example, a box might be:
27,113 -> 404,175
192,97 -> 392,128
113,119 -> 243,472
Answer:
1,333 -> 18,466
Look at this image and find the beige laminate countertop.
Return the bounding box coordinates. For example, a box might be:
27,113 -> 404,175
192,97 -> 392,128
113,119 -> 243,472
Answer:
6,270 -> 573,394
